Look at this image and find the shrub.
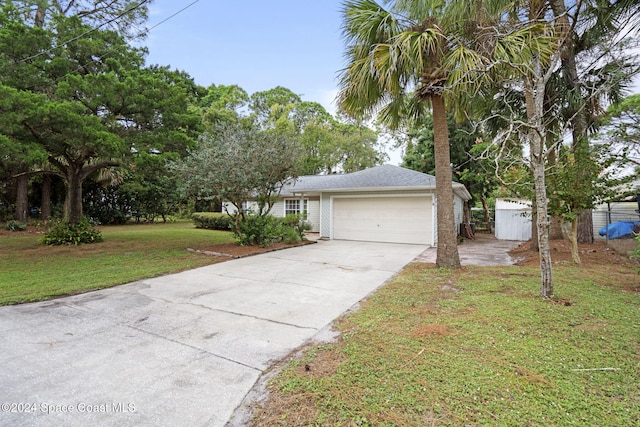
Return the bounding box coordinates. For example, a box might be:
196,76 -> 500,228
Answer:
281,226 -> 302,244
235,215 -> 285,247
233,214 -> 311,246
4,220 -> 27,232
42,220 -> 103,246
192,212 -> 234,230
83,183 -> 132,225
283,214 -> 312,241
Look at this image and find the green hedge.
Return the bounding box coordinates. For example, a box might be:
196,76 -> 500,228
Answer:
192,212 -> 234,231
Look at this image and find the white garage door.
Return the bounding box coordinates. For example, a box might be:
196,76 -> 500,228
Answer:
332,196 -> 432,245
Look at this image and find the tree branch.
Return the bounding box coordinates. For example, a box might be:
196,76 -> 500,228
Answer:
80,161 -> 121,180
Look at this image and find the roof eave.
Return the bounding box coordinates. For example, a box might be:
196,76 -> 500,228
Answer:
293,185 -> 436,193
453,184 -> 473,201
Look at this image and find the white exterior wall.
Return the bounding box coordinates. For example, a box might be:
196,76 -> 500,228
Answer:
320,192 -> 331,238
453,195 -> 463,226
453,194 -> 465,240
592,202 -> 640,239
495,198 -> 532,241
221,201 -> 259,214
271,197 -> 321,232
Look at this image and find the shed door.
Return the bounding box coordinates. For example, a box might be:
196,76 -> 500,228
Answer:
332,196 -> 432,245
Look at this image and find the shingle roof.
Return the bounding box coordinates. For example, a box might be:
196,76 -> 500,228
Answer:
284,163 -> 461,189
280,164 -> 471,199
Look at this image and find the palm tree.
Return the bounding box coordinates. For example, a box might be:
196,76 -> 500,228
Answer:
546,0 -> 640,254
337,0 -> 551,269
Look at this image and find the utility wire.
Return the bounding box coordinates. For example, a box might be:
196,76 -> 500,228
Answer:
147,0 -> 200,32
20,0 -> 152,62
15,0 -> 202,86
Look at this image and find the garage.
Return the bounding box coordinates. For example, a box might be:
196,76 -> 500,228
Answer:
281,164 -> 471,246
332,195 -> 433,245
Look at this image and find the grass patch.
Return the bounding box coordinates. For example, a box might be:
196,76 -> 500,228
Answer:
252,263 -> 640,426
0,221 -> 235,305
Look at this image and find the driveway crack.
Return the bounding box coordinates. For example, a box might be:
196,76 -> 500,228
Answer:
125,323 -> 262,372
185,301 -> 318,331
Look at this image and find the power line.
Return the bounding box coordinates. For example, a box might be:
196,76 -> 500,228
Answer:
20,0 -> 152,63
147,0 -> 200,32
15,0 -> 202,86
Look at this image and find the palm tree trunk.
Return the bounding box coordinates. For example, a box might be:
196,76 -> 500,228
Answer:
577,210 -> 593,243
549,0 -> 595,244
431,94 -> 460,269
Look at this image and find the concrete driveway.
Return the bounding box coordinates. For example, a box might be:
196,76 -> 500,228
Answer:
414,234 -> 523,266
0,240 -> 426,427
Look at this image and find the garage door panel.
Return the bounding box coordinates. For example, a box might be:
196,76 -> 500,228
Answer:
332,196 -> 432,245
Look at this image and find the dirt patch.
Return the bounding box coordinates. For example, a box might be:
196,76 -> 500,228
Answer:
607,239 -> 638,257
0,224 -> 47,237
510,238 -> 638,268
188,239 -> 316,258
411,323 -> 454,338
510,238 -> 639,294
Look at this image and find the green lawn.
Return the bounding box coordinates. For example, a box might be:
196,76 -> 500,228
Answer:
252,262 -> 640,426
0,221 -> 235,305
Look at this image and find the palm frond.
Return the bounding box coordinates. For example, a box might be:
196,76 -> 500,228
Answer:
493,22 -> 557,73
442,42 -> 491,96
341,0 -> 401,45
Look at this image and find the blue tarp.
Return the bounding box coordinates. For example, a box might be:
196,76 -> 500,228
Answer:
598,221 -> 640,239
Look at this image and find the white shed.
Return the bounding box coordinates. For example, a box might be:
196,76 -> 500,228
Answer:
495,198 -> 532,241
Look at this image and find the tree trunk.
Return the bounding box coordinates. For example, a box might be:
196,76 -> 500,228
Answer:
41,173 -> 52,221
570,218 -> 581,264
549,0 -> 595,244
463,200 -> 471,225
531,147 -> 553,297
526,56 -> 554,298
530,198 -> 539,251
34,5 -> 45,28
431,94 -> 461,269
65,170 -> 84,224
481,196 -> 492,233
577,210 -> 593,243
549,215 -> 564,240
15,174 -> 28,222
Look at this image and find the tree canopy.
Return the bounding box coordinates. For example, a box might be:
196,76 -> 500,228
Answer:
0,4 -> 201,223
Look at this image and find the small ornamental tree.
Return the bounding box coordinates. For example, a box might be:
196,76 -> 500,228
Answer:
173,123 -> 302,238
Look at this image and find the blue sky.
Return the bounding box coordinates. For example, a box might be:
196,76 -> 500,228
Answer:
145,0 -> 345,115
142,0 -> 639,166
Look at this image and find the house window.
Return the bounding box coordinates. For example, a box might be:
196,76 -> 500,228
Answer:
285,199 -> 308,215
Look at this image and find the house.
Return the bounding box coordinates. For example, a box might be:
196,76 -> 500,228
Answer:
225,164 -> 472,246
